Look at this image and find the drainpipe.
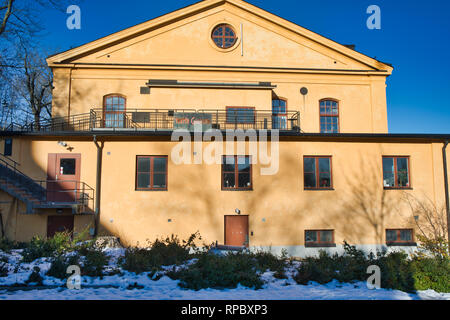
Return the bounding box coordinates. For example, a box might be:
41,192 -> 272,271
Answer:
443,140 -> 450,243
93,135 -> 104,237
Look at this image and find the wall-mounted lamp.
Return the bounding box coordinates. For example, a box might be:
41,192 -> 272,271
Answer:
58,141 -> 68,147
235,209 -> 241,215
414,216 -> 419,221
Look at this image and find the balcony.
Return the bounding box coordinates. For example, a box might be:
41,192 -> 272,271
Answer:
14,108 -> 301,133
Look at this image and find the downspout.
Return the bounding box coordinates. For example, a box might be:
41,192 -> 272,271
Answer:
443,140 -> 450,243
93,135 -> 104,237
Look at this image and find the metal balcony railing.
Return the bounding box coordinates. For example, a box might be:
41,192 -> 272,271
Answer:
11,108 -> 301,133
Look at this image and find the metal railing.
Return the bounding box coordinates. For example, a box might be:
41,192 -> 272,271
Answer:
0,160 -> 94,210
9,108 -> 301,133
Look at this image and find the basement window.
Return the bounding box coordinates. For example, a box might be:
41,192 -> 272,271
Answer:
305,230 -> 336,247
136,156 -> 168,191
222,155 -> 252,190
386,229 -> 416,246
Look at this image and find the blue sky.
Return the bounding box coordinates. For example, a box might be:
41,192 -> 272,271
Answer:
38,0 -> 449,134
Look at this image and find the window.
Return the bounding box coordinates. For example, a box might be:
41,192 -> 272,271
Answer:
272,98 -> 287,129
226,107 -> 255,124
383,156 -> 410,188
4,138 -> 12,156
103,95 -> 126,128
320,99 -> 339,133
305,230 -> 335,247
222,156 -> 252,190
136,156 -> 168,191
386,229 -> 415,246
60,159 -> 76,175
211,24 -> 237,49
304,156 -> 332,189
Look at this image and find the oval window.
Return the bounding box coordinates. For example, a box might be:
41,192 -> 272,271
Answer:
211,24 -> 237,49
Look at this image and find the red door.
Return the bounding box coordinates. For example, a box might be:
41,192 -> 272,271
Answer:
225,215 -> 249,247
47,216 -> 74,238
47,154 -> 81,202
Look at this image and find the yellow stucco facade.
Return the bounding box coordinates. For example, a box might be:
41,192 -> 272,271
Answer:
0,0 -> 448,255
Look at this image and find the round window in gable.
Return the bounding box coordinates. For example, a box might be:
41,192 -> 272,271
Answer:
211,24 -> 237,49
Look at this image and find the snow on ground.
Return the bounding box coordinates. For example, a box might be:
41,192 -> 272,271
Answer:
0,248 -> 449,300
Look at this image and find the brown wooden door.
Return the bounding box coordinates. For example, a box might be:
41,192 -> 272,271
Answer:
225,215 -> 249,247
47,216 -> 74,238
47,154 -> 81,202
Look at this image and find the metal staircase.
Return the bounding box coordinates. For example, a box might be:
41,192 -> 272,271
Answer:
0,155 -> 95,214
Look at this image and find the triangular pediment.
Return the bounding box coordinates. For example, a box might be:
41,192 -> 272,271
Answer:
47,0 -> 392,73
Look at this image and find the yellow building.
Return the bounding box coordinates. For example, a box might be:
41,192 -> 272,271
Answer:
0,0 -> 449,256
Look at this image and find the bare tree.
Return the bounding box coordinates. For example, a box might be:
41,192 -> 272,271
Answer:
403,193 -> 449,258
0,0 -> 74,41
12,43 -> 52,129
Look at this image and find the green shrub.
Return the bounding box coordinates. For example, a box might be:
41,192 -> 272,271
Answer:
0,261 -> 8,277
293,242 -> 416,293
22,232 -> 73,262
26,266 -> 44,286
412,257 -> 450,293
46,254 -> 80,279
120,232 -> 200,274
377,251 -> 415,293
0,238 -> 26,253
168,252 -> 264,290
22,228 -> 95,263
81,248 -> 109,277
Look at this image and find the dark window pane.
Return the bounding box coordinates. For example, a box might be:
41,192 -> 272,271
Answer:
397,171 -> 409,187
400,230 -> 412,242
137,173 -> 150,189
223,173 -> 235,188
319,231 -> 333,243
60,159 -> 76,175
227,108 -> 255,123
153,158 -> 167,172
222,156 -> 235,172
137,157 -> 150,173
318,158 -> 330,172
304,158 -> 316,173
319,173 -> 331,188
4,138 -> 12,156
305,231 -> 317,242
153,173 -> 166,188
386,230 -> 397,242
383,158 -> 395,187
238,173 -> 251,188
304,173 -> 316,188
397,158 -> 408,171
237,156 -> 251,173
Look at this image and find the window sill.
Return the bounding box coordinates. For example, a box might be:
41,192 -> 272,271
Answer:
135,189 -> 168,192
384,187 -> 413,190
386,242 -> 417,247
304,188 -> 335,191
222,188 -> 253,192
305,243 -> 337,248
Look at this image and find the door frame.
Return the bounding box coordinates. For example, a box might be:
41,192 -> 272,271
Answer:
47,153 -> 82,202
224,215 -> 249,247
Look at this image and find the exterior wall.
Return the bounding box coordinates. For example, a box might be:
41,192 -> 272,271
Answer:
52,68 -> 389,133
2,137 -> 448,253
